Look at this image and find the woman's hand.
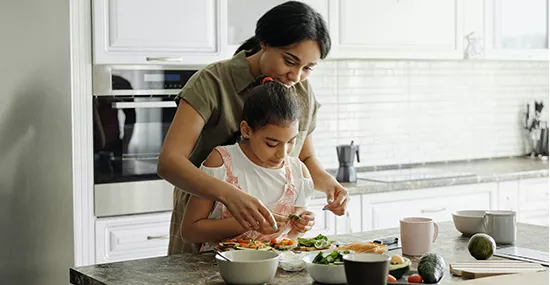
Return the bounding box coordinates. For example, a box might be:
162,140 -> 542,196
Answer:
314,174 -> 349,216
219,185 -> 277,231
290,210 -> 315,234
258,213 -> 289,235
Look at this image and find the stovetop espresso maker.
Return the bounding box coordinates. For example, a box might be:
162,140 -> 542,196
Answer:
336,141 -> 360,183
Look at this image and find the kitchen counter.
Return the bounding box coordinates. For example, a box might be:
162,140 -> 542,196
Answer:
70,222 -> 549,285
317,157 -> 549,198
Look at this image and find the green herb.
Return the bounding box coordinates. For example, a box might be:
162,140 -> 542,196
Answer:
288,214 -> 300,220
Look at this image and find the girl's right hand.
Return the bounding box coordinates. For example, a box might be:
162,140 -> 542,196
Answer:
220,184 -> 277,231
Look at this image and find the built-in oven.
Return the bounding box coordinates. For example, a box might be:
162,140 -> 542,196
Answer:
92,65 -> 198,217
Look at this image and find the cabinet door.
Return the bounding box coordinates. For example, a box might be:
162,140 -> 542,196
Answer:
95,212 -> 171,264
484,0 -> 549,60
362,183 -> 497,230
224,0 -> 330,59
330,0 -> 463,59
335,195 -> 362,234
518,177 -> 549,226
302,197 -> 336,238
497,180 -> 519,211
93,0 -> 222,64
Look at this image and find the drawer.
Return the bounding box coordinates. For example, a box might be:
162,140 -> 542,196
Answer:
362,183 -> 497,230
302,198 -> 336,238
95,212 -> 171,264
497,180 -> 519,211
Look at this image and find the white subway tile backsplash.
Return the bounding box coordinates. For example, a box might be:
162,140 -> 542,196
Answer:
309,59 -> 549,168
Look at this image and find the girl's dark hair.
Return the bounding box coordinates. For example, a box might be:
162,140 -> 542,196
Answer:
235,1 -> 331,59
243,78 -> 301,131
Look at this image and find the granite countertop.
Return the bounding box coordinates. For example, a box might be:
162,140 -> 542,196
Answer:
70,222 -> 549,285
314,157 -> 549,198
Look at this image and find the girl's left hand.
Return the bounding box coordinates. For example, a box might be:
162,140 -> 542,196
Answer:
290,211 -> 315,233
314,174 -> 349,216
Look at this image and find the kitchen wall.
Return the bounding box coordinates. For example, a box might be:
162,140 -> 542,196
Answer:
308,60 -> 549,169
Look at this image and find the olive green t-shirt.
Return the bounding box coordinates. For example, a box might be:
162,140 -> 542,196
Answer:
168,51 -> 320,254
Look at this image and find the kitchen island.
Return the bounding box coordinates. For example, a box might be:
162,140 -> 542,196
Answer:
70,222 -> 548,285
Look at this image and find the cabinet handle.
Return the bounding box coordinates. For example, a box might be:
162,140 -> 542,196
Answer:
147,235 -> 169,240
421,207 -> 447,213
145,56 -> 184,62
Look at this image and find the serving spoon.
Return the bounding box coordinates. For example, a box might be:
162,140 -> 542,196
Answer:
215,249 -> 233,262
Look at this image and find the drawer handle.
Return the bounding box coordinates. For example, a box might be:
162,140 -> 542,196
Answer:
145,56 -> 183,62
147,235 -> 169,240
421,207 -> 447,213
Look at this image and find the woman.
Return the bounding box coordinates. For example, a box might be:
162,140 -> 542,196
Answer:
158,1 -> 349,254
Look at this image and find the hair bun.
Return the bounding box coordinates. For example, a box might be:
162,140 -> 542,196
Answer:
262,77 -> 274,84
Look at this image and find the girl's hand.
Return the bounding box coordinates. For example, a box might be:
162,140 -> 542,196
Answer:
314,174 -> 349,216
290,210 -> 315,233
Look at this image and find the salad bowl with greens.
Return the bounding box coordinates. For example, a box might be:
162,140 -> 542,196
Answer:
302,250 -> 353,284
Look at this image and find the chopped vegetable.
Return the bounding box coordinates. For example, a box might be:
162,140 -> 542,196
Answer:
298,234 -> 329,248
288,214 -> 300,220
408,274 -> 423,283
312,250 -> 351,265
387,275 -> 397,283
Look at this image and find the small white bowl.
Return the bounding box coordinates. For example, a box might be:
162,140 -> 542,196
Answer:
303,251 -> 347,284
452,210 -> 487,236
216,250 -> 279,285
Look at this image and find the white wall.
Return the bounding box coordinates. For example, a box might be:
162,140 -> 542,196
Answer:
309,60 -> 549,169
0,0 -> 74,284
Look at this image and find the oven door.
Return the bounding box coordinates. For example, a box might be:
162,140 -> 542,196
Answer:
93,95 -> 176,217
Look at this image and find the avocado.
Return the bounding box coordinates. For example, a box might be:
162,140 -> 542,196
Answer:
468,233 -> 496,260
417,252 -> 445,284
388,256 -> 411,279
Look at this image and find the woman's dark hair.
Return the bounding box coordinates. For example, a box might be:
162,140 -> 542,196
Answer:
243,78 -> 301,131
235,1 -> 331,59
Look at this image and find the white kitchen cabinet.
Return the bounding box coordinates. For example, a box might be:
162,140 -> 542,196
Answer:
518,177 -> 549,226
223,0 -> 330,59
484,0 -> 549,60
497,180 -> 520,211
361,183 -> 498,230
95,212 -> 171,264
335,195 -> 363,234
328,0 -> 463,59
302,197 -> 336,238
92,0 -> 224,65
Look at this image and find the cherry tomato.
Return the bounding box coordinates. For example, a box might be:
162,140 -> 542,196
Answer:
270,238 -> 278,244
408,274 -> 423,283
387,275 -> 397,283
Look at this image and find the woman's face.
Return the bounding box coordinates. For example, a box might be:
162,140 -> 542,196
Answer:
259,40 -> 321,87
241,120 -> 299,169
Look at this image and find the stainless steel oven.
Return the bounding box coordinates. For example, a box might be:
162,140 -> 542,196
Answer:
92,65 -> 198,217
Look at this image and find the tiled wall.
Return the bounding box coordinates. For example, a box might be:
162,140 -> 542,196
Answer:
308,60 -> 549,169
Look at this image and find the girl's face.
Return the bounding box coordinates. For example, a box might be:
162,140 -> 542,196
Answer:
240,120 -> 299,169
259,40 -> 321,87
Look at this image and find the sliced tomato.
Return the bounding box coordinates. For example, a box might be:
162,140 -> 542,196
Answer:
387,275 -> 397,283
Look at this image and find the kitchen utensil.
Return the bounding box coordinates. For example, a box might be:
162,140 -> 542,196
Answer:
450,260 -> 545,279
454,271 -> 549,285
215,250 -> 232,262
494,246 -> 549,266
483,210 -> 517,244
452,210 -> 486,236
400,217 -> 439,256
336,141 -> 360,183
215,250 -> 279,285
343,253 -> 391,285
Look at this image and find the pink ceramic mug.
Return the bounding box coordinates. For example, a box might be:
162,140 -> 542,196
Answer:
400,217 -> 439,256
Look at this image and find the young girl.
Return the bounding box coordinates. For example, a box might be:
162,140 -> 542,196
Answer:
180,78 -> 315,251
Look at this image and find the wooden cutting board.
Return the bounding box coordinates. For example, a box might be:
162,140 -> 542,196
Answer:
450,260 -> 546,279
458,271 -> 549,285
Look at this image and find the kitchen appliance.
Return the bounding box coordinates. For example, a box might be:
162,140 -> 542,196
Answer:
336,141 -> 360,183
92,65 -> 198,217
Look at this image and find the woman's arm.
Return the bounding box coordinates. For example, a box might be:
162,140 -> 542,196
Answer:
158,101 -> 275,230
299,135 -> 349,216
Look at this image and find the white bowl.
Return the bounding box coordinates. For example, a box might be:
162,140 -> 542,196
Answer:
303,251 -> 347,284
216,250 -> 279,285
452,210 -> 486,236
